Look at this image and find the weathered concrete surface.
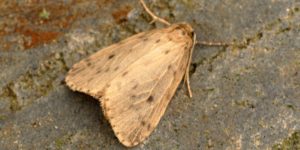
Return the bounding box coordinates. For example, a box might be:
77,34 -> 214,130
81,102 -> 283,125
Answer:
0,0 -> 299,149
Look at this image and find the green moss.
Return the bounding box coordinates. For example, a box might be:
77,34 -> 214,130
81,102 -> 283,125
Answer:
55,138 -> 64,150
0,114 -> 6,121
286,104 -> 295,110
1,85 -> 21,112
55,134 -> 73,150
39,8 -> 50,20
272,132 -> 300,150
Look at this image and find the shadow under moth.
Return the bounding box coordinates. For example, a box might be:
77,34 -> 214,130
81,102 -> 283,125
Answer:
65,0 -> 226,147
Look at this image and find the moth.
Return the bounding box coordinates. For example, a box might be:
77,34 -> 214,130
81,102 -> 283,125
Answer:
66,0 -> 196,147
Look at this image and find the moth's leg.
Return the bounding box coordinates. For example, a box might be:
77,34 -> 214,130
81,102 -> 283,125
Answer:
139,0 -> 171,26
184,54 -> 193,98
184,69 -> 193,98
184,34 -> 197,98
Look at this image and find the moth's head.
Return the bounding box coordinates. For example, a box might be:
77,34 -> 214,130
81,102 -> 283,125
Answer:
170,23 -> 195,40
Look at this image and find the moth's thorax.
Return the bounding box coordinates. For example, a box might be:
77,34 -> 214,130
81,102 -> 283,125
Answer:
167,23 -> 194,42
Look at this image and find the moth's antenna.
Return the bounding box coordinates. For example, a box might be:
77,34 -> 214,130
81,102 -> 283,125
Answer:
139,0 -> 171,26
197,41 -> 244,47
197,41 -> 229,46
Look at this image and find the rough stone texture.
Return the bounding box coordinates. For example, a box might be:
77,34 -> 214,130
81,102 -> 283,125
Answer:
0,0 -> 299,149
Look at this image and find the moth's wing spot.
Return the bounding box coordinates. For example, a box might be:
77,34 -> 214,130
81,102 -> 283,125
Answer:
108,54 -> 115,59
143,38 -> 148,41
141,121 -> 146,126
96,69 -> 102,74
85,58 -> 92,66
168,65 -> 172,70
164,50 -> 170,54
105,68 -> 110,72
132,84 -> 138,90
122,71 -> 128,76
86,62 -> 91,66
147,124 -> 151,130
155,39 -> 160,43
147,95 -> 154,103
131,94 -> 136,99
114,66 -> 119,71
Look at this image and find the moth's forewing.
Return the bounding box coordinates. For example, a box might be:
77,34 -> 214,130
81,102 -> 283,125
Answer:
65,23 -> 195,147
66,29 -> 159,97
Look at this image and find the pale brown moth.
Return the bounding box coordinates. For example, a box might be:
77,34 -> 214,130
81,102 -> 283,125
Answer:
65,0 -> 217,147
